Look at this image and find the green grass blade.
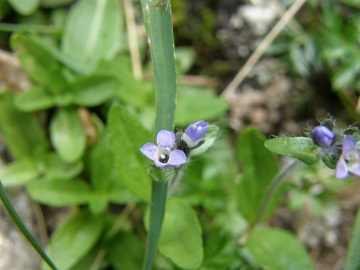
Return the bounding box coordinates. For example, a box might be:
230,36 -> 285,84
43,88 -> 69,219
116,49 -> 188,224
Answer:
139,0 -> 177,269
0,181 -> 58,270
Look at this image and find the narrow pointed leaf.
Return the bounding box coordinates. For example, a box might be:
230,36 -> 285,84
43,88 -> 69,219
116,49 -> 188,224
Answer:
15,87 -> 54,111
0,159 -> 39,186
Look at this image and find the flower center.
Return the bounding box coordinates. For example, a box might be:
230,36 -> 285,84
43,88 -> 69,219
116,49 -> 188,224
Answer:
158,147 -> 171,163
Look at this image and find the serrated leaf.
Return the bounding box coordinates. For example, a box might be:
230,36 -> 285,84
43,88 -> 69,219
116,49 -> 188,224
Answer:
107,104 -> 152,201
7,0 -> 39,15
50,107 -> 86,162
28,178 -> 92,206
145,198 -> 203,269
42,210 -> 104,270
265,137 -> 318,164
236,127 -> 280,223
61,0 -> 123,73
15,87 -> 54,112
246,228 -> 316,270
175,85 -> 228,126
345,208 -> 360,270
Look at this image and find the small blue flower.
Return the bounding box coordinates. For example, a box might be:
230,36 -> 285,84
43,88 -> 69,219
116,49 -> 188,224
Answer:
182,120 -> 209,148
313,126 -> 335,148
140,130 -> 187,168
336,135 -> 360,178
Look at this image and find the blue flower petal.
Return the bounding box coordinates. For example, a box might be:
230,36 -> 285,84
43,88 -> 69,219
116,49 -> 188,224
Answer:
343,135 -> 356,155
140,142 -> 157,161
157,130 -> 175,148
335,157 -> 348,179
168,150 -> 187,166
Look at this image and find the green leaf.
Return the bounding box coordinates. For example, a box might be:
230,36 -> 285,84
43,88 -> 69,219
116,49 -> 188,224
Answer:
107,232 -> 144,270
345,208 -> 360,270
88,194 -> 108,215
145,198 -> 203,269
71,76 -> 116,107
0,159 -> 39,186
15,87 -> 54,112
42,210 -> 104,270
11,34 -> 59,84
107,104 -> 152,201
44,152 -> 83,180
246,228 -> 316,270
7,0 -> 39,15
265,137 -> 318,165
61,0 -> 123,73
0,90 -> 48,159
175,46 -> 196,75
50,107 -> 86,163
40,0 -> 74,8
28,178 -> 92,206
95,55 -> 151,108
175,85 -> 228,126
236,127 -> 280,223
0,0 -> 11,20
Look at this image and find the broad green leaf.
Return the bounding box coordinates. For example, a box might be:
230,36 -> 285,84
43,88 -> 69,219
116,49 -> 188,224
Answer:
71,76 -> 116,106
108,104 -> 151,201
107,232 -> 144,270
145,198 -> 203,269
15,87 -> 54,111
341,0 -> 360,8
246,228 -> 316,270
11,34 -> 59,84
90,129 -> 135,203
332,59 -> 360,90
0,90 -> 48,159
7,0 -> 39,15
88,194 -> 108,215
236,127 -> 280,223
40,0 -> 74,8
175,85 -> 228,126
42,210 -> 104,270
50,107 -> 86,162
0,159 -> 39,186
68,244 -> 102,270
44,152 -> 83,179
265,137 -> 318,165
61,0 -> 123,73
95,55 -> 151,108
345,208 -> 360,270
175,47 -> 196,75
28,179 -> 92,206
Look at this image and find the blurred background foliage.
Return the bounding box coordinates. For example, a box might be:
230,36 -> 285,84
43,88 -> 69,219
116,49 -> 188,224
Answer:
0,0 -> 359,269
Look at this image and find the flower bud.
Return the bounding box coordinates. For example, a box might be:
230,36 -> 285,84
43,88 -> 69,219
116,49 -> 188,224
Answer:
182,120 -> 209,148
313,126 -> 335,148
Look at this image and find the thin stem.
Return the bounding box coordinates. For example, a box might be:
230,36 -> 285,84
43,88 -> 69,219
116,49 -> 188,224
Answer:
142,180 -> 168,270
0,181 -> 58,270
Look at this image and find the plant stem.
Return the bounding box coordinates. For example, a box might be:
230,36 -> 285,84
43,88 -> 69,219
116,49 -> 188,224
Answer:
0,181 -> 58,270
139,0 -> 176,268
